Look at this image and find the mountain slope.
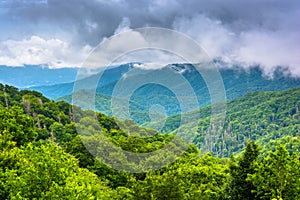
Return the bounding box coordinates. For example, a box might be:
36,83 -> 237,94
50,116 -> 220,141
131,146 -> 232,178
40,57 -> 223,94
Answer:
57,89 -> 150,124
1,83 -> 300,200
29,63 -> 135,99
145,87 -> 300,157
56,64 -> 300,125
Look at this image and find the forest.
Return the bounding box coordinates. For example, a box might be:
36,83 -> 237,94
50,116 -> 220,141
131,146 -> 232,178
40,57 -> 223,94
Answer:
146,87 -> 300,157
0,83 -> 300,199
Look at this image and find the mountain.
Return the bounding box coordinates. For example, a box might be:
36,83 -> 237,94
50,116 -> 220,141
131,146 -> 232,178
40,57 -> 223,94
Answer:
32,63 -> 300,102
54,63 -> 300,125
103,64 -> 300,117
4,81 -> 299,157
0,84 -> 300,200
145,87 -> 300,157
0,65 -> 78,88
1,83 -> 300,200
29,63 -> 135,99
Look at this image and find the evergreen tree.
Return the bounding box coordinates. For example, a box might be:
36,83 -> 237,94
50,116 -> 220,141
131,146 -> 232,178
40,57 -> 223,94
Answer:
227,141 -> 259,200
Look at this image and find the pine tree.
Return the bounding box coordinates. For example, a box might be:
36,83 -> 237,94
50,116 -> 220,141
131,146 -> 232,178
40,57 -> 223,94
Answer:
227,140 -> 259,200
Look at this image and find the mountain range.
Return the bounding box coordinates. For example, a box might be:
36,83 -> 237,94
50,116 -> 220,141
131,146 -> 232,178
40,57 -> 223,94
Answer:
0,65 -> 78,88
55,63 -> 300,125
1,63 -> 300,126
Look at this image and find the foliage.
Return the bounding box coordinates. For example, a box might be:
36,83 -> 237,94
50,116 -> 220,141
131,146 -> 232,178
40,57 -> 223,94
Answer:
147,87 -> 300,157
133,153 -> 229,200
248,145 -> 300,200
0,83 -> 300,199
0,142 -> 115,199
227,141 -> 259,200
0,106 -> 37,147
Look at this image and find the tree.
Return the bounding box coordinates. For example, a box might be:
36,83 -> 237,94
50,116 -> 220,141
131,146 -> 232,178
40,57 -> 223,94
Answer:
249,145 -> 300,200
227,140 -> 259,200
1,142 -> 115,199
134,153 -> 228,200
0,106 -> 37,147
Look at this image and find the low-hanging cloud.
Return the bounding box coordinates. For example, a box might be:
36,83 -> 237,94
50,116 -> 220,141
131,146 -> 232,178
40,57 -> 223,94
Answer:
0,36 -> 92,68
173,13 -> 300,76
0,0 -> 299,76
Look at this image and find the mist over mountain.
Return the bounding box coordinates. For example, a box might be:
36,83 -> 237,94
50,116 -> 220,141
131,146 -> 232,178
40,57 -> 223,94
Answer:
29,63 -> 135,99
2,62 -> 299,126
30,62 -> 300,98
52,62 -> 300,125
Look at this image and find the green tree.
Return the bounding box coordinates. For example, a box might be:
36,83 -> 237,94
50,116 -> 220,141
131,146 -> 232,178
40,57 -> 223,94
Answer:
1,142 -> 115,199
249,145 -> 300,200
0,106 -> 37,147
134,153 -> 228,200
227,141 -> 259,200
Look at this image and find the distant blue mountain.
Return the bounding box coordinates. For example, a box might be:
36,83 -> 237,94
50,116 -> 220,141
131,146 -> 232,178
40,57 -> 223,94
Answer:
1,61 -> 300,130
0,65 -> 78,88
94,64 -> 300,116
51,63 -> 300,125
30,63 -> 135,99
30,63 -> 300,104
3,62 -> 296,125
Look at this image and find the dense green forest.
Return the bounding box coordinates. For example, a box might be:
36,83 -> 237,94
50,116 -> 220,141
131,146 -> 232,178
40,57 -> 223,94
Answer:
146,87 -> 300,157
1,83 -> 300,199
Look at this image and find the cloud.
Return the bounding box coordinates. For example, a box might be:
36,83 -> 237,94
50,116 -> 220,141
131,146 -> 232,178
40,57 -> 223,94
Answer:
0,0 -> 299,75
114,17 -> 131,34
133,63 -> 166,70
235,30 -> 300,76
173,13 -> 300,76
83,28 -> 204,69
173,14 -> 235,58
83,29 -> 149,68
114,48 -> 187,67
0,36 -> 92,68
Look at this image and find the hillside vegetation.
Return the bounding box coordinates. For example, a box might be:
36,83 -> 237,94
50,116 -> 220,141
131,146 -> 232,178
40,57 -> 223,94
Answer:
146,87 -> 300,157
0,83 -> 300,199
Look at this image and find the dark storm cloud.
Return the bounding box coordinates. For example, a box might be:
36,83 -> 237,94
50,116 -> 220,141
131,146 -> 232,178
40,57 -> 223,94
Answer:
1,0 -> 300,74
6,0 -> 299,45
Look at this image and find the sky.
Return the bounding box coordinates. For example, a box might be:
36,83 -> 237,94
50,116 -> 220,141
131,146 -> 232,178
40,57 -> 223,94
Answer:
0,0 -> 300,76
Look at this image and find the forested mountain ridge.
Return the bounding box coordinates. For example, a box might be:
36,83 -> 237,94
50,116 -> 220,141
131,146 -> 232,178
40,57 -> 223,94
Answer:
1,83 -> 300,199
55,63 -> 300,125
146,87 -> 300,157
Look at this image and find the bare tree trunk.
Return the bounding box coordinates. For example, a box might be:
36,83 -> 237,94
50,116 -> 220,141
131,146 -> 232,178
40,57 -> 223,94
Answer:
22,97 -> 31,115
4,92 -> 9,109
69,106 -> 74,122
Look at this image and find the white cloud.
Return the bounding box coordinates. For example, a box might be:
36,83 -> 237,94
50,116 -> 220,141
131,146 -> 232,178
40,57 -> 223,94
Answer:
0,36 -> 92,68
84,29 -> 149,68
173,14 -> 300,76
234,30 -> 300,76
114,17 -> 131,34
84,27 -> 203,70
133,63 -> 165,70
173,14 -> 236,58
115,49 -> 186,67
